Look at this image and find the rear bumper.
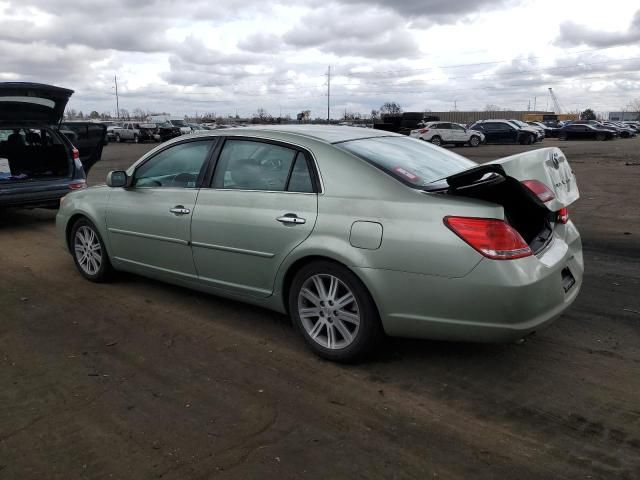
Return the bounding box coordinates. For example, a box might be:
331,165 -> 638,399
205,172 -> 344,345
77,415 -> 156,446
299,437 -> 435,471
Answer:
0,182 -> 72,208
355,221 -> 583,343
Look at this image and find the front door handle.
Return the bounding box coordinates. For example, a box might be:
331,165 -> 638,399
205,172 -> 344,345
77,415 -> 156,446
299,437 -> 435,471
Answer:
277,214 -> 306,225
170,205 -> 191,215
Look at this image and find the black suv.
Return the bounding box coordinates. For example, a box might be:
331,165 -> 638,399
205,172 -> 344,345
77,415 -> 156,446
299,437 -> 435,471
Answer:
0,82 -> 105,209
468,120 -> 537,145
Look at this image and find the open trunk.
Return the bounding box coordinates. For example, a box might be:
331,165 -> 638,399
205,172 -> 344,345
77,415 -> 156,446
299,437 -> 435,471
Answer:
443,147 -> 579,254
0,127 -> 72,185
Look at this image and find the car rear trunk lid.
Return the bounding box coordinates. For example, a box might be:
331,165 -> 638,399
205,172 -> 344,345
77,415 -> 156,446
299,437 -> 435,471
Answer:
441,147 -> 579,253
0,82 -> 74,124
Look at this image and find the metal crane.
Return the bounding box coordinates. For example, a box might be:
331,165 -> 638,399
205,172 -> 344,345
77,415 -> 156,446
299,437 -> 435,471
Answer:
548,87 -> 562,114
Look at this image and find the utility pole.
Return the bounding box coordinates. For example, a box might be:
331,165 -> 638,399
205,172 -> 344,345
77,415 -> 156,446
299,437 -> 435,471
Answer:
326,65 -> 331,124
533,96 -> 537,111
114,75 -> 120,119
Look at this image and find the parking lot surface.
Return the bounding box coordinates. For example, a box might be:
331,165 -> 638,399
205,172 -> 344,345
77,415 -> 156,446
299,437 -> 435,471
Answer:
1,138 -> 639,479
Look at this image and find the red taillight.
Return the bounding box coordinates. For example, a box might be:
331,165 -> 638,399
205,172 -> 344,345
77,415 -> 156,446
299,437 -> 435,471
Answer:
557,207 -> 569,224
444,216 -> 532,260
69,180 -> 86,190
72,147 -> 80,160
521,179 -> 555,203
419,128 -> 429,134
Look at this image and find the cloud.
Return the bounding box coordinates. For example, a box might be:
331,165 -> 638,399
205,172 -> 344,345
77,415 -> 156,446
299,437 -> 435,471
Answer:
282,4 -> 420,58
238,33 -> 284,53
555,9 -> 640,47
340,0 -> 520,25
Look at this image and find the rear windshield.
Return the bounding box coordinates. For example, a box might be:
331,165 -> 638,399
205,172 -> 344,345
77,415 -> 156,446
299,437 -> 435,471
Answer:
337,136 -> 476,187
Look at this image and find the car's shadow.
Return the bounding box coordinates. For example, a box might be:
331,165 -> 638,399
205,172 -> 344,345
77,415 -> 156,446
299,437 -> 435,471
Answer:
110,268 -> 525,370
0,207 -> 57,229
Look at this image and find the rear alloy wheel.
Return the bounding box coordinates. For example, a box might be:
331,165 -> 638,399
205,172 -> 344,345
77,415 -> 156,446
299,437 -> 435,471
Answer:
71,218 -> 113,282
559,133 -> 567,141
430,135 -> 442,146
469,135 -> 481,147
133,134 -> 139,143
595,132 -> 606,141
115,133 -> 121,143
289,261 -> 382,362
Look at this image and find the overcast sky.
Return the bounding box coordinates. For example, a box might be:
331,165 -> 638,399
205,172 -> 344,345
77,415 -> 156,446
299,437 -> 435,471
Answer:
1,0 -> 639,118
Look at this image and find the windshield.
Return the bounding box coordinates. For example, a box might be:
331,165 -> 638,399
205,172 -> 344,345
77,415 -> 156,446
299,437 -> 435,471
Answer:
170,119 -> 187,127
337,136 -> 476,187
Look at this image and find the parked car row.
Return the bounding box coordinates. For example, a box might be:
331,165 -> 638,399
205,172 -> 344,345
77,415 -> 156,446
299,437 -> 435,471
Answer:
105,121 -> 223,143
409,122 -> 485,147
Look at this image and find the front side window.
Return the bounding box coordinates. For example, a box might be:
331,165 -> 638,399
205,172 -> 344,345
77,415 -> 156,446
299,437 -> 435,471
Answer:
451,124 -> 465,131
212,139 -> 303,192
337,136 -> 476,188
134,140 -> 214,188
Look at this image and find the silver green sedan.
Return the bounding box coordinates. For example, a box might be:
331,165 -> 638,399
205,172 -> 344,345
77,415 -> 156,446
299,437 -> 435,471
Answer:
56,126 -> 583,362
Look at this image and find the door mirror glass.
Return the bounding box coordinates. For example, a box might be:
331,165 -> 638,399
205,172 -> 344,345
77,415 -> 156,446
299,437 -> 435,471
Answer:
107,170 -> 128,187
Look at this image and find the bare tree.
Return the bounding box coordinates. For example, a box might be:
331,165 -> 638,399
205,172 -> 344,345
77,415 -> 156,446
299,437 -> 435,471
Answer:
253,108 -> 272,123
380,102 -> 402,115
132,108 -> 147,120
627,98 -> 640,119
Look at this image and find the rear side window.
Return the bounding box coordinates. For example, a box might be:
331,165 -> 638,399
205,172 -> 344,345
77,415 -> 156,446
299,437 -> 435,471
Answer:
337,136 -> 476,188
213,139 -> 311,192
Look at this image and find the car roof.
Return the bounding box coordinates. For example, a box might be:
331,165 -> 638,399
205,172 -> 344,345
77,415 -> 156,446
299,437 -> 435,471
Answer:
234,125 -> 401,144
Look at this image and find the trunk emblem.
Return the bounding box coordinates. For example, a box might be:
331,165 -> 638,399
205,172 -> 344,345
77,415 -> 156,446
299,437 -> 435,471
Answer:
551,152 -> 560,169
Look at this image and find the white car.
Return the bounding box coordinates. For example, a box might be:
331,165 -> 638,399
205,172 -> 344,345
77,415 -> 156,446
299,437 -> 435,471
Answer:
409,121 -> 484,147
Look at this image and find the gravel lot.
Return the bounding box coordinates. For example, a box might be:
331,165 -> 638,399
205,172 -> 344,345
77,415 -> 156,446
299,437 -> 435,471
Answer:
1,136 -> 639,479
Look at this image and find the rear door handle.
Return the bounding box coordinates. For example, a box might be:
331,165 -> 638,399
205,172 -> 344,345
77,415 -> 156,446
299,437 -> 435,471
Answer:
170,205 -> 191,215
277,214 -> 306,225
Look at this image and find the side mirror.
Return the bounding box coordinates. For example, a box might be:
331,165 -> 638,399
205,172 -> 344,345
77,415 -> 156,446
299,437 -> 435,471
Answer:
106,170 -> 128,188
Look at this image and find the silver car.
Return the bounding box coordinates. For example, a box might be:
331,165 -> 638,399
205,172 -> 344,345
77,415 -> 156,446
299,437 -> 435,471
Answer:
56,126 -> 583,362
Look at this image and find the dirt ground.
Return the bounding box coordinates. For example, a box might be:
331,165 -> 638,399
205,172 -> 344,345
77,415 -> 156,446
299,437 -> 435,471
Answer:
1,136 -> 639,479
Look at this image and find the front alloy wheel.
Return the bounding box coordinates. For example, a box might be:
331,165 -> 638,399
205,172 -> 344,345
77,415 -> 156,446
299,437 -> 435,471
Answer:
71,219 -> 113,282
469,135 -> 481,147
289,261 -> 382,362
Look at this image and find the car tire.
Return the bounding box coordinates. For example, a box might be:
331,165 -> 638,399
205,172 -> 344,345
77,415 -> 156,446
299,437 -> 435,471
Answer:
430,135 -> 442,146
469,135 -> 481,147
115,134 -> 121,143
558,133 -> 567,141
70,218 -> 114,283
133,134 -> 139,143
595,132 -> 606,141
288,260 -> 382,363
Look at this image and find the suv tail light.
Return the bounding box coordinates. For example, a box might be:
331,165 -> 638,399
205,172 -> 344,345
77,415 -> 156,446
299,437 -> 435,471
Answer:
69,180 -> 86,190
419,128 -> 429,134
557,207 -> 569,224
521,179 -> 555,203
444,216 -> 532,260
72,147 -> 80,161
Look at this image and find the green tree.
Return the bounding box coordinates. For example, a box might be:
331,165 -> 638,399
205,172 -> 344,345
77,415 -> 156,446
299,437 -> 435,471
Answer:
580,108 -> 596,120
